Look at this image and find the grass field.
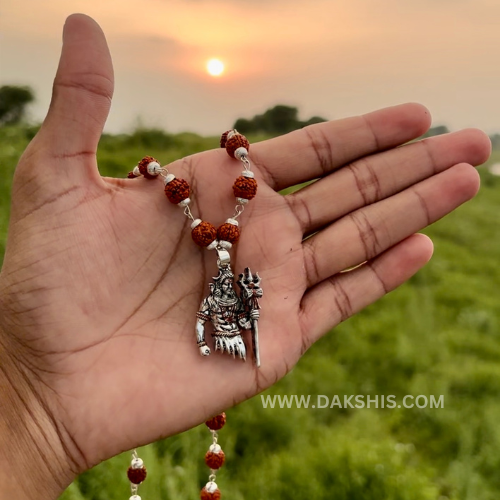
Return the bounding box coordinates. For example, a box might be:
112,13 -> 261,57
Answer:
1,125 -> 499,500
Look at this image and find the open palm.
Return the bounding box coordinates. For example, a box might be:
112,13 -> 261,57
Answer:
0,14 -> 490,493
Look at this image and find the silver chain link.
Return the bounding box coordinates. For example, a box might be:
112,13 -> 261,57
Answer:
232,204 -> 245,219
241,155 -> 251,171
183,205 -> 195,221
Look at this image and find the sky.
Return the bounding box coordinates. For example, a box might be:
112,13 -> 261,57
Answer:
2,0 -> 500,135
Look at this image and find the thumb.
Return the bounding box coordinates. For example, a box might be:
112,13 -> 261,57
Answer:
11,14 -> 114,221
37,13 -> 114,164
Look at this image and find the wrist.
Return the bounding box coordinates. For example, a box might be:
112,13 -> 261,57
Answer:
0,329 -> 76,500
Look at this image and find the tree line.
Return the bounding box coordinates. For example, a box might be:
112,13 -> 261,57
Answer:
2,85 -> 499,150
234,104 -> 327,134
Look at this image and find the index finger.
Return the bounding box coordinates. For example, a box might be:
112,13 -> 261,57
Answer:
249,103 -> 431,191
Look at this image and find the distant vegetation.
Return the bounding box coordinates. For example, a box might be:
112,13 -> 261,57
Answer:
490,133 -> 500,151
1,85 -> 498,149
234,104 -> 327,134
421,125 -> 450,138
0,85 -> 34,125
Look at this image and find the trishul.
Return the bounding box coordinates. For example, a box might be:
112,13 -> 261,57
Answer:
237,267 -> 263,367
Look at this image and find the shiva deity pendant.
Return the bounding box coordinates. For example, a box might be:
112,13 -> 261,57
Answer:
195,248 -> 263,367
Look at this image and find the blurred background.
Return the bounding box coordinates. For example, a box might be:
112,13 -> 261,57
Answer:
1,1 -> 500,499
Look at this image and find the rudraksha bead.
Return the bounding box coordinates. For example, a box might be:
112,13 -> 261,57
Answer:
127,466 -> 147,484
233,176 -> 257,200
205,449 -> 225,469
138,156 -> 159,179
200,485 -> 221,500
217,223 -> 240,244
205,413 -> 226,431
192,221 -> 217,247
220,130 -> 233,148
165,178 -> 190,204
127,171 -> 137,179
225,134 -> 250,158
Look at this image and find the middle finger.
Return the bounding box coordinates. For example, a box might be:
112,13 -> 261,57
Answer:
287,128 -> 489,236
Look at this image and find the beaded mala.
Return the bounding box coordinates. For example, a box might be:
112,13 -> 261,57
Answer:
124,130 -> 263,499
126,413 -> 227,500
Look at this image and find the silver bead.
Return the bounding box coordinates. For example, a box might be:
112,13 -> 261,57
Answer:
147,161 -> 161,176
227,130 -> 237,140
216,247 -> 231,265
242,170 -> 254,178
191,219 -> 202,229
205,481 -> 218,493
234,147 -> 248,160
178,198 -> 191,207
219,240 -> 232,249
164,173 -> 176,185
226,218 -> 238,226
129,496 -> 141,500
131,457 -> 143,469
236,197 -> 249,205
133,166 -> 141,177
209,443 -> 222,454
207,240 -> 218,250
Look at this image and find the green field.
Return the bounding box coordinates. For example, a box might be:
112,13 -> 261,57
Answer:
1,126 -> 499,500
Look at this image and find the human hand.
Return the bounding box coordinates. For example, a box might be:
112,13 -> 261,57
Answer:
0,13 -> 491,500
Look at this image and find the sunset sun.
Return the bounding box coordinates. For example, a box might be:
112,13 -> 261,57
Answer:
206,58 -> 225,77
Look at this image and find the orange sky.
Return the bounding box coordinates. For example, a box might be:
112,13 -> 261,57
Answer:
2,0 -> 500,135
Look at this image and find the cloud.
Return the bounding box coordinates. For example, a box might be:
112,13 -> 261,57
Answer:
109,32 -> 197,69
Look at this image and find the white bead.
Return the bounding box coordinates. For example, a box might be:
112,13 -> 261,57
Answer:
164,173 -> 176,185
205,481 -> 218,493
129,496 -> 141,500
219,240 -> 232,250
131,457 -> 143,469
242,170 -> 254,178
207,240 -> 218,250
133,166 -> 141,177
236,197 -> 249,205
147,161 -> 161,176
227,130 -> 237,140
209,443 -> 222,453
178,198 -> 190,207
225,218 -> 238,226
234,147 -> 248,160
191,219 -> 202,229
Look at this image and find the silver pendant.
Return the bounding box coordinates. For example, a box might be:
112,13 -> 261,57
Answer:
196,248 -> 263,367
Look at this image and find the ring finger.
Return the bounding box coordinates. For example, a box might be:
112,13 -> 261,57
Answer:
302,163 -> 480,288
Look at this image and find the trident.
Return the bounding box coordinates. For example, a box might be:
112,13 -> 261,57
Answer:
237,267 -> 263,367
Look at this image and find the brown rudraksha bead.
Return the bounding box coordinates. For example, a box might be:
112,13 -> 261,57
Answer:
165,178 -> 190,204
225,134 -> 250,158
127,466 -> 147,484
205,413 -> 226,431
192,221 -> 217,247
233,176 -> 257,200
220,130 -> 232,148
205,449 -> 225,469
138,156 -> 159,179
200,486 -> 221,500
217,223 -> 240,244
